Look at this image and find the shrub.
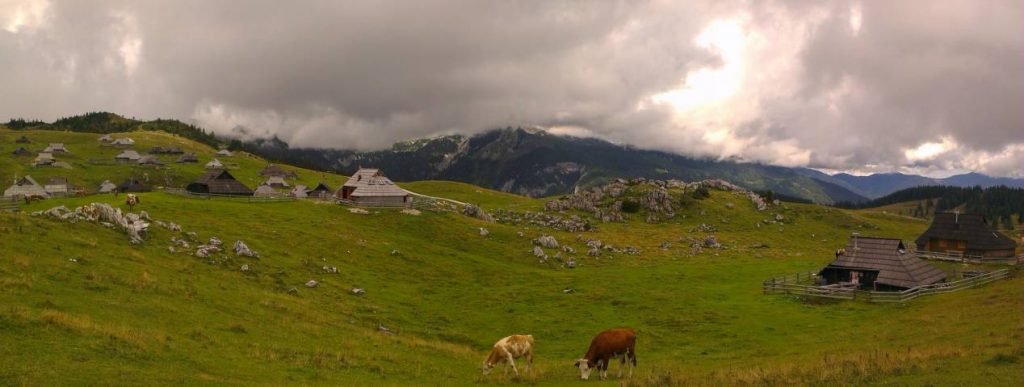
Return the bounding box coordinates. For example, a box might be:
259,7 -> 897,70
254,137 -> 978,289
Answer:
691,186 -> 710,200
621,200 -> 641,213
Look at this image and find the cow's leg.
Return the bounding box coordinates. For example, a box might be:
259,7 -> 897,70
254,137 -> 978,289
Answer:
599,358 -> 608,380
524,349 -> 533,374
617,353 -> 625,378
506,352 -> 519,376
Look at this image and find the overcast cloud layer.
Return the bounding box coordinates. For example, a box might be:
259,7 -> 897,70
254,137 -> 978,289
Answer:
1,0 -> 1022,177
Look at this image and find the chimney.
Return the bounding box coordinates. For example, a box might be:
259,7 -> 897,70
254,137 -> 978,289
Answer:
955,210 -> 959,224
852,232 -> 860,250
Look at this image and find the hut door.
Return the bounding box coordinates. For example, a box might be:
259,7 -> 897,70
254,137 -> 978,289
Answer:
850,271 -> 860,285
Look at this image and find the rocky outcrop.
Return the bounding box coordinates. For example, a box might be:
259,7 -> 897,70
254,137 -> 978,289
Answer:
462,203 -> 494,222
36,203 -> 150,244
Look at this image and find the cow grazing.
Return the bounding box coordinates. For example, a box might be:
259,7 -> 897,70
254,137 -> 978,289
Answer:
482,334 -> 534,377
574,328 -> 636,380
125,194 -> 139,212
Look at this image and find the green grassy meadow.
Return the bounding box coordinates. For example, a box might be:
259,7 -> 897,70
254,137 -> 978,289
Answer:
1,128 -> 1022,386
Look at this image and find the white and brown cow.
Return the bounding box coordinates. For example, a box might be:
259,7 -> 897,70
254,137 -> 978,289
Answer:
574,328 -> 636,380
481,334 -> 534,376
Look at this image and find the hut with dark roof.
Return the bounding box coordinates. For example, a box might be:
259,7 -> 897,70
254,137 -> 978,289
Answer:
819,236 -> 946,291
176,153 -> 198,163
118,179 -> 152,193
12,147 -> 31,156
115,150 -> 141,162
338,168 -> 411,207
915,212 -> 1017,258
186,170 -> 253,196
138,155 -> 163,166
15,135 -> 30,144
307,182 -> 333,200
259,164 -> 298,178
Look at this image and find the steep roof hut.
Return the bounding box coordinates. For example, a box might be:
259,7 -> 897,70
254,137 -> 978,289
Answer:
34,152 -> 55,166
177,153 -> 198,163
44,177 -> 70,196
98,180 -> 118,193
118,179 -> 152,193
915,212 -> 1017,258
307,182 -> 333,200
111,138 -> 135,146
216,149 -> 233,157
138,155 -> 163,166
339,168 -> 411,207
253,184 -> 277,197
205,158 -> 224,169
43,143 -> 68,153
115,150 -> 141,162
98,134 -> 113,142
819,236 -> 946,290
12,147 -> 31,156
291,185 -> 308,198
3,176 -> 48,198
186,170 -> 253,196
259,164 -> 298,178
15,135 -> 30,144
265,176 -> 290,188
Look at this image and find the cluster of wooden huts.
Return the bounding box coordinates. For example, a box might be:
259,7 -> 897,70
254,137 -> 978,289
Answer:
182,165 -> 412,206
817,213 -> 1019,291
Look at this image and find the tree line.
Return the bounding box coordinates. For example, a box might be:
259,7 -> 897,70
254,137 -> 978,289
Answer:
836,185 -> 1024,229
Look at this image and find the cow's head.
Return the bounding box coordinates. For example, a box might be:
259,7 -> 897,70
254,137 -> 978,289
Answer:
574,358 -> 594,380
481,361 -> 494,375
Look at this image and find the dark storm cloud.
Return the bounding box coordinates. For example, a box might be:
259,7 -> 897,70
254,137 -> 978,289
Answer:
0,0 -> 1021,176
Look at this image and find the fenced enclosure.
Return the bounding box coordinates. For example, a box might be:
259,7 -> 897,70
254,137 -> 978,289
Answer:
915,250 -> 1022,265
1,197 -> 20,212
764,269 -> 1012,303
163,188 -> 295,203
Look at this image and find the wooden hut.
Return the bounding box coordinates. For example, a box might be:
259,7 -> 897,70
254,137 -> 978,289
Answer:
915,212 -> 1017,258
307,182 -> 333,200
118,179 -> 152,193
259,164 -> 298,178
338,168 -> 411,207
265,176 -> 290,188
291,185 -> 308,198
819,236 -> 946,291
186,170 -> 253,196
115,150 -> 141,162
205,158 -> 224,169
34,152 -> 55,166
15,135 -> 30,144
98,134 -> 113,142
43,143 -> 68,153
177,153 -> 198,163
44,177 -> 70,197
138,155 -> 163,166
98,180 -> 118,194
3,176 -> 48,199
253,185 -> 277,197
216,149 -> 233,157
111,138 -> 135,146
12,147 -> 31,156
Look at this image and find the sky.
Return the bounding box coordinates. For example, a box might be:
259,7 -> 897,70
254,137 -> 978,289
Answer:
1,0 -> 1022,178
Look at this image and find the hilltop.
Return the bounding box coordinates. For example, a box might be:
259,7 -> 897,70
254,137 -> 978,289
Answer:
1,127 -> 1023,385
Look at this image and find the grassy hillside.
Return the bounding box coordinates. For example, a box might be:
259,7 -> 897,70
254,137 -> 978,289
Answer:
1,129 -> 1022,386
1,126 -> 347,194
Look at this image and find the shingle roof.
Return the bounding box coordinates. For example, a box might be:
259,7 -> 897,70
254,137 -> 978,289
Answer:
265,176 -> 290,187
138,155 -> 163,165
119,179 -> 152,193
205,158 -> 224,169
188,169 -> 252,195
177,153 -> 198,163
253,185 -> 277,197
3,176 -> 48,198
823,236 -> 946,289
44,143 -> 68,152
291,185 -> 308,198
342,168 -> 409,197
259,164 -> 298,178
98,180 -> 117,193
915,212 -> 1017,251
116,150 -> 141,160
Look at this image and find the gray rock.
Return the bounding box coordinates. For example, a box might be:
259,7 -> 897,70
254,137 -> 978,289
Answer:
241,264 -> 250,272
536,235 -> 559,249
479,227 -> 490,237
533,246 -> 547,259
233,240 -> 259,258
351,288 -> 366,295
305,280 -> 318,288
209,237 -> 223,247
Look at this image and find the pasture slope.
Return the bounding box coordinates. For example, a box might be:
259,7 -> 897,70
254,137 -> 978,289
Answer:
0,129 -> 1022,386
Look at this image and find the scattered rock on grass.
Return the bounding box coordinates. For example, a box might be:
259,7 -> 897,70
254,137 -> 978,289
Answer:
306,280 -> 319,288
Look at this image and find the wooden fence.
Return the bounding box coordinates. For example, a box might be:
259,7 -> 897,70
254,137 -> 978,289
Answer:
764,269 -> 1012,303
916,250 -> 1022,265
163,188 -> 296,203
762,272 -> 857,300
865,269 -> 1011,303
0,198 -> 19,212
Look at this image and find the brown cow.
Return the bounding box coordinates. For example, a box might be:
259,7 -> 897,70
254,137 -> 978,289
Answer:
573,328 -> 636,380
482,334 -> 534,376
